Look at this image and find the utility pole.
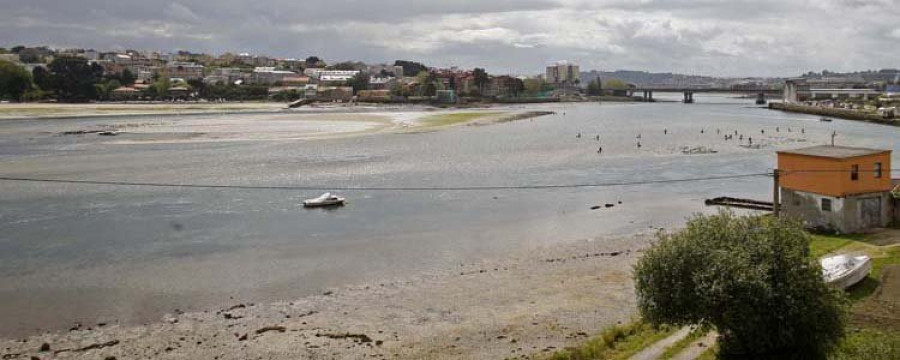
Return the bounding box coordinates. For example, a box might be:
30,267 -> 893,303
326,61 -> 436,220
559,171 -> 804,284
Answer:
773,169 -> 781,217
831,131 -> 837,146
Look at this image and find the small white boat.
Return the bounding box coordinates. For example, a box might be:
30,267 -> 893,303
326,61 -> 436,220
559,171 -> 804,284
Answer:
303,192 -> 345,208
821,255 -> 871,289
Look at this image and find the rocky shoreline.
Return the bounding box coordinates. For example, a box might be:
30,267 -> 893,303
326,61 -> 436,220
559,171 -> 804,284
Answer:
0,235 -> 651,360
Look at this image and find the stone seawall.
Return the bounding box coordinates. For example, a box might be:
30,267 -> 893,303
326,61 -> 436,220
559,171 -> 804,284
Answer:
769,102 -> 897,126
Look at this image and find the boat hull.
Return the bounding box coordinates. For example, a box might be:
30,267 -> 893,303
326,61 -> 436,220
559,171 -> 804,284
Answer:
822,256 -> 872,290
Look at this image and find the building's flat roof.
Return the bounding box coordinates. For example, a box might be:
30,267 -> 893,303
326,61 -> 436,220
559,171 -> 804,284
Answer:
778,145 -> 890,159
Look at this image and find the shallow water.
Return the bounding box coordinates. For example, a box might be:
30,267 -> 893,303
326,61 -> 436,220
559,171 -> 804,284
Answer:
1,94 -> 898,337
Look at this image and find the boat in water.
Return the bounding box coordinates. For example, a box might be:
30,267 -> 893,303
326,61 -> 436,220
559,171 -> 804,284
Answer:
303,192 -> 345,208
819,117 -> 833,122
821,254 -> 871,289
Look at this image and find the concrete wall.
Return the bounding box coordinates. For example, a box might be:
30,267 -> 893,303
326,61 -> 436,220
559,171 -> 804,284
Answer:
769,102 -> 899,125
782,188 -> 893,233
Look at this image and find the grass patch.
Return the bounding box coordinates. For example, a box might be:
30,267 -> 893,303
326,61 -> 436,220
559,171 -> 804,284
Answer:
810,233 -> 900,301
830,328 -> 900,360
543,321 -> 676,360
418,112 -> 499,127
660,327 -> 706,359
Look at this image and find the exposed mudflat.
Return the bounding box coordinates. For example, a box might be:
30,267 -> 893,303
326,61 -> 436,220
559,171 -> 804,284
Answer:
0,235 -> 648,360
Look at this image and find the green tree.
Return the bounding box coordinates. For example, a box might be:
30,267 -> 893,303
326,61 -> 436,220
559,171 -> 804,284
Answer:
46,56 -> 100,102
523,78 -> 544,95
347,72 -> 370,94
153,77 -> 171,99
120,69 -> 136,86
509,78 -> 525,97
329,61 -> 365,71
473,68 -> 489,96
587,77 -> 603,96
634,212 -> 847,358
603,78 -> 628,89
94,79 -> 120,101
32,66 -> 51,91
306,56 -> 325,68
394,60 -> 428,78
0,60 -> 33,101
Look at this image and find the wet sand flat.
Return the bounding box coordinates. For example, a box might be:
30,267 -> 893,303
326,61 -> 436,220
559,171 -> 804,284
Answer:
0,236 -> 647,360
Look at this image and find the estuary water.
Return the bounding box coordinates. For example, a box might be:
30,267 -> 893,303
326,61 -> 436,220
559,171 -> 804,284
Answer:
1,94 -> 898,337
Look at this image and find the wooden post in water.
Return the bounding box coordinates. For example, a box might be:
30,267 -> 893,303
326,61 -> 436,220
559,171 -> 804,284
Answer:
772,169 -> 781,217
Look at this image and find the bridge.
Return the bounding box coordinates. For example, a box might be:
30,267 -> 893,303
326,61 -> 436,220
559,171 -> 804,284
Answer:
625,88 -> 780,104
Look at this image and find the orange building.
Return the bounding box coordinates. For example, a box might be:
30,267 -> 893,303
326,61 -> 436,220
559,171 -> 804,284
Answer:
777,145 -> 894,233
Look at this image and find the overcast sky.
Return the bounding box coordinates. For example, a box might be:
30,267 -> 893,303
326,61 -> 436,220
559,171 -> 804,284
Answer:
2,0 -> 898,77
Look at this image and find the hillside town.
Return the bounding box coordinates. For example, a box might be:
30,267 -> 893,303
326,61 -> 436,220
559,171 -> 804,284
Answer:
2,46 -> 899,116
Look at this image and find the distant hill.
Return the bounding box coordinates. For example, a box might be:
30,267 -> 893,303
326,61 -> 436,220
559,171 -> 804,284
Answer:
580,70 -> 726,88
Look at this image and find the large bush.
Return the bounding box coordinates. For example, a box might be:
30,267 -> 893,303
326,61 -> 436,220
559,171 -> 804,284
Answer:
634,212 -> 847,358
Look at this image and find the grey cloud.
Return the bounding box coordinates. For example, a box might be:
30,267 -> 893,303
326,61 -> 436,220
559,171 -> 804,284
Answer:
0,0 -> 898,77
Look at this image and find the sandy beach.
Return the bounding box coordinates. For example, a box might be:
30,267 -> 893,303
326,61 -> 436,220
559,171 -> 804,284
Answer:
0,102 -> 288,120
0,235 -> 649,360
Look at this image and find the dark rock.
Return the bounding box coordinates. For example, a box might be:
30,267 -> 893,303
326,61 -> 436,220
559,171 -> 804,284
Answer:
590,206 -> 601,210
39,343 -> 50,352
255,326 -> 287,335
237,333 -> 248,341
323,291 -> 334,296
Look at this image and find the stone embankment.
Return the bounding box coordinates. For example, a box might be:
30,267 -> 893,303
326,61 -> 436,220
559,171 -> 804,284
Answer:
769,102 -> 897,126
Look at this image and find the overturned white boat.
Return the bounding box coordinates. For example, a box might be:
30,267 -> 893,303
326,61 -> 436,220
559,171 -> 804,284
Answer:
303,193 -> 345,208
821,255 -> 871,289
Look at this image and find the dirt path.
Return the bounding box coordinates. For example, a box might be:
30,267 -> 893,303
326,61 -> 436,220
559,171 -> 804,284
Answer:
0,236 -> 650,360
670,332 -> 717,360
628,327 -> 692,360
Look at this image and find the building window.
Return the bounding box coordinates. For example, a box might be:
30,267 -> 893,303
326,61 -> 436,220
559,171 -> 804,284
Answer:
821,198 -> 832,212
851,165 -> 859,181
874,162 -> 883,178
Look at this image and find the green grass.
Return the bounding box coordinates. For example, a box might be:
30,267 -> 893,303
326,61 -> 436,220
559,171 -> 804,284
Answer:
542,233 -> 899,360
809,233 -> 900,301
830,328 -> 900,360
419,112 -> 499,127
809,234 -> 862,258
809,233 -> 900,360
543,321 -> 676,360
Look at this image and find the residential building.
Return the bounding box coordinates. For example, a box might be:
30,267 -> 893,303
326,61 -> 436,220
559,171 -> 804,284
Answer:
368,76 -> 395,90
305,69 -> 360,83
778,145 -> 896,233
204,67 -> 245,85
252,67 -> 298,84
546,61 -> 580,85
165,62 -> 205,80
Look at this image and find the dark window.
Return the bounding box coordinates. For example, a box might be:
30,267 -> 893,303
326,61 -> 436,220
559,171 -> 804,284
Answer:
874,162 -> 883,178
851,165 -> 859,181
821,198 -> 832,212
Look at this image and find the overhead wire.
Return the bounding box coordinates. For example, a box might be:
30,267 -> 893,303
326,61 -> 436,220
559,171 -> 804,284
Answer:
0,173 -> 771,192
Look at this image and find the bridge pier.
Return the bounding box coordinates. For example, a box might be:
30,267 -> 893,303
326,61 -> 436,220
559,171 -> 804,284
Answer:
683,91 -> 694,104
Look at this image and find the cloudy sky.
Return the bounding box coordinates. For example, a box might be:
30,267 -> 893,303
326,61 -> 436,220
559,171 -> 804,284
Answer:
2,0 -> 898,77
